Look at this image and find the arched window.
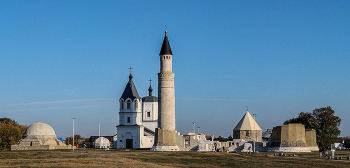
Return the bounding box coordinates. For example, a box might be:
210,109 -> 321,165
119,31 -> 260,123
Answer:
120,100 -> 124,109
246,131 -> 249,137
127,100 -> 131,109
135,100 -> 138,109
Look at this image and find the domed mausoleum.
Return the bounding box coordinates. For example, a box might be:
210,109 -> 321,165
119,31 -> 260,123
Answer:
11,122 -> 72,150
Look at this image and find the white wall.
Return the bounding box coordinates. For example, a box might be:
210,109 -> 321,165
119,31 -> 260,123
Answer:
116,126 -> 141,149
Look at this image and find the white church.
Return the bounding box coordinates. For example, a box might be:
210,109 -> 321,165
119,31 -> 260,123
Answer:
116,74 -> 158,149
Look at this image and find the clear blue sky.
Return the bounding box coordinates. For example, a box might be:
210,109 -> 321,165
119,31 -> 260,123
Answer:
1,1 -> 349,138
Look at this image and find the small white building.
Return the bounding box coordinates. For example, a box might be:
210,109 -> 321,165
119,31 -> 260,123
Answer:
94,137 -> 110,149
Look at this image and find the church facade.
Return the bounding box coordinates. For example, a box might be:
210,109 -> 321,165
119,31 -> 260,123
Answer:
116,74 -> 157,149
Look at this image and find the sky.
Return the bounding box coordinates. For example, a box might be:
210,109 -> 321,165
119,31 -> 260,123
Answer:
0,1 -> 349,139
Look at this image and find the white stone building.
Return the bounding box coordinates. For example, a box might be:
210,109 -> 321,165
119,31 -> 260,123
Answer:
11,122 -> 72,150
116,74 -> 157,149
94,137 -> 110,149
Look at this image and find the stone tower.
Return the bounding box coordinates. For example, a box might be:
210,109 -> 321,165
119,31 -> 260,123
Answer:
152,30 -> 179,151
158,30 -> 175,131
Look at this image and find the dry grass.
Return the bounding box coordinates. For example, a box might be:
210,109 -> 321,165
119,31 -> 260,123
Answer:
1,149 -> 350,167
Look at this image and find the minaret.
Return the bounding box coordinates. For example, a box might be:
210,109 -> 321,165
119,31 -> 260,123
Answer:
152,29 -> 179,151
158,29 -> 175,131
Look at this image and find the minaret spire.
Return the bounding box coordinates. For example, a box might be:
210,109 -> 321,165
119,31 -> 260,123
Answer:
159,28 -> 172,55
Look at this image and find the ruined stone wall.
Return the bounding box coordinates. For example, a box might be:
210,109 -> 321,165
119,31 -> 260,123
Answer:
271,123 -> 306,147
270,126 -> 282,147
175,133 -> 203,151
305,129 -> 318,147
287,123 -> 305,143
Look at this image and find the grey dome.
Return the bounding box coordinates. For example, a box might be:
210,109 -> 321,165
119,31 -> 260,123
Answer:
23,122 -> 56,138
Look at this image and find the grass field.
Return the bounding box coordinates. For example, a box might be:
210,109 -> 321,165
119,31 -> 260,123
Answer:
1,149 -> 350,167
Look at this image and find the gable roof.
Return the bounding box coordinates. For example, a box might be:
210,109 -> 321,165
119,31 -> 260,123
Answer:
233,111 -> 262,131
120,74 -> 140,101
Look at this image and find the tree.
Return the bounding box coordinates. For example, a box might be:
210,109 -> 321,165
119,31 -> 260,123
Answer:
215,136 -> 226,142
65,134 -> 81,146
283,112 -> 315,129
227,135 -> 233,141
284,106 -> 341,149
0,118 -> 27,150
313,106 -> 341,148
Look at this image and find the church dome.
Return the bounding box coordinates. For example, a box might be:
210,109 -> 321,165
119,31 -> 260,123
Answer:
22,122 -> 56,138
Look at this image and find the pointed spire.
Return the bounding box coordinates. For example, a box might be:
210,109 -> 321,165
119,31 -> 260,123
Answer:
159,28 -> 172,55
121,67 -> 140,101
129,73 -> 133,81
148,78 -> 153,96
128,66 -> 133,81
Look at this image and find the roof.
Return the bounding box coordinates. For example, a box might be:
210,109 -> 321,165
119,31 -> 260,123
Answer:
262,129 -> 272,139
23,122 -> 56,138
142,96 -> 158,102
142,83 -> 157,102
159,31 -> 172,55
89,136 -> 114,142
94,137 -> 110,144
233,111 -> 262,131
120,74 -> 140,100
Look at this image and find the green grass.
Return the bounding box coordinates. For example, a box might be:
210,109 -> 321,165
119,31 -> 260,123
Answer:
0,149 -> 350,167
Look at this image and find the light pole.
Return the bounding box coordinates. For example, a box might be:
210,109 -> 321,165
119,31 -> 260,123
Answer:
197,127 -> 200,133
193,122 -> 196,133
72,118 -> 75,151
253,114 -> 256,153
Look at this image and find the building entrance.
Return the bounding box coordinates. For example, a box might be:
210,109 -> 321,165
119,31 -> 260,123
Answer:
126,139 -> 133,148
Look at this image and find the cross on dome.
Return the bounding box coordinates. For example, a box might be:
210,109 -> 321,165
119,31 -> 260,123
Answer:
128,66 -> 133,73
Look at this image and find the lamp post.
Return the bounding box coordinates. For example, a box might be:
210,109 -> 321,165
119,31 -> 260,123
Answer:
72,118 -> 75,151
193,122 -> 196,133
253,114 -> 256,153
